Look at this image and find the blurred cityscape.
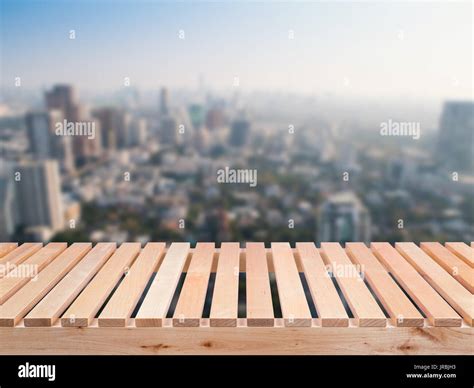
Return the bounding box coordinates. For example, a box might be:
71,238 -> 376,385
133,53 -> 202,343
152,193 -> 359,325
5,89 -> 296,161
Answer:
0,83 -> 472,244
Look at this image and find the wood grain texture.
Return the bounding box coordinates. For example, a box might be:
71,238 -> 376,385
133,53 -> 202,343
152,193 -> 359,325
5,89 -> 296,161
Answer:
271,243 -> 311,327
0,243 -> 43,278
371,243 -> 462,327
24,243 -> 116,327
245,242 -> 274,327
445,242 -> 474,268
173,243 -> 215,327
210,243 -> 240,327
0,243 -> 91,327
320,243 -> 386,327
346,243 -> 424,327
135,243 -> 190,327
421,242 -> 474,293
296,242 -> 348,327
0,243 -> 66,304
1,324 -> 472,355
396,243 -> 474,326
98,243 -> 166,327
61,243 -> 140,327
0,243 -> 18,258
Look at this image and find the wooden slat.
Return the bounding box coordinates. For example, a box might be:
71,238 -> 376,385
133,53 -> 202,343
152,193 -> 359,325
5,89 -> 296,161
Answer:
98,243 -> 166,327
23,243 -> 116,327
396,242 -> 473,326
135,243 -> 190,327
445,242 -> 474,268
245,242 -> 274,327
61,243 -> 140,327
0,243 -> 91,327
346,243 -> 424,327
371,243 -> 462,326
210,243 -> 240,327
173,242 -> 215,327
320,243 -> 386,327
296,243 -> 349,327
271,243 -> 311,327
0,243 -> 66,304
421,242 -> 474,293
0,243 -> 17,258
0,243 -> 43,278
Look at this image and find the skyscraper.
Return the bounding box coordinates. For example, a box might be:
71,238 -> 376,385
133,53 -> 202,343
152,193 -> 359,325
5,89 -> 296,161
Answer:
45,84 -> 78,121
160,87 -> 169,116
437,101 -> 474,173
0,176 -> 17,240
229,118 -> 251,147
92,107 -> 118,150
15,160 -> 64,233
318,191 -> 371,244
25,110 -> 75,174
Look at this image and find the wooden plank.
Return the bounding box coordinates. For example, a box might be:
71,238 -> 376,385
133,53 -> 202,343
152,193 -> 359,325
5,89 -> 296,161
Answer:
0,243 -> 17,258
98,243 -> 166,327
23,243 -> 116,327
371,243 -> 462,326
271,243 -> 311,327
396,242 -> 474,326
445,242 -> 474,268
421,242 -> 474,293
173,243 -> 215,327
210,243 -> 240,327
61,243 -> 140,327
320,243 -> 386,327
0,243 -> 43,278
2,326 -> 472,356
0,243 -> 66,304
0,243 -> 91,327
346,243 -> 424,327
135,243 -> 190,327
245,242 -> 274,327
296,243 -> 349,327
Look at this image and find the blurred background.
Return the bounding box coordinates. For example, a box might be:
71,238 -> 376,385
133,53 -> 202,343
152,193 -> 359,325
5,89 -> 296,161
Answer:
0,0 -> 472,245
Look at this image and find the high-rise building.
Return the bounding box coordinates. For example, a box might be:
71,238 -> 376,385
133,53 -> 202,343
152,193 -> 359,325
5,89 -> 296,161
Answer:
205,107 -> 225,130
45,84 -> 78,121
15,160 -> 64,233
129,118 -> 148,146
160,87 -> 169,116
161,116 -> 178,145
188,104 -> 205,130
437,101 -> 474,173
317,191 -> 371,244
0,176 -> 17,240
229,118 -> 251,147
25,110 -> 75,174
92,107 -> 118,150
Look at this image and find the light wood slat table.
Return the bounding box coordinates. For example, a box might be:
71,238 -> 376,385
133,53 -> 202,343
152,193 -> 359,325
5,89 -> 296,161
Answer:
321,243 -> 386,327
210,242 -> 240,327
0,241 -> 472,355
346,243 -> 424,327
445,242 -> 474,268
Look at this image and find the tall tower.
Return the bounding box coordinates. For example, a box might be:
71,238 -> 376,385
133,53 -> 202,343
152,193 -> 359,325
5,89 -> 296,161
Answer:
160,87 -> 169,116
437,101 -> 474,173
25,110 -> 75,174
15,160 -> 64,232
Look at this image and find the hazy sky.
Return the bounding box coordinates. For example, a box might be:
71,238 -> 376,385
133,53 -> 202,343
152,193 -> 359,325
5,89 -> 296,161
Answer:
1,0 -> 472,99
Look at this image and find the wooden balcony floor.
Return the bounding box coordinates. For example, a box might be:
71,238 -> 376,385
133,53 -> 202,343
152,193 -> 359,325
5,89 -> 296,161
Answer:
0,241 -> 472,355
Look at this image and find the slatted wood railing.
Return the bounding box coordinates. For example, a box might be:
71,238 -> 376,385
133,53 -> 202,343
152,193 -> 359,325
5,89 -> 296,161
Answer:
0,241 -> 472,355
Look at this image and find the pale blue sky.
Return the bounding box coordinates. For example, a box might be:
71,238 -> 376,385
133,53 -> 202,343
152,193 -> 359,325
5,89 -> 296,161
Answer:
1,0 -> 472,99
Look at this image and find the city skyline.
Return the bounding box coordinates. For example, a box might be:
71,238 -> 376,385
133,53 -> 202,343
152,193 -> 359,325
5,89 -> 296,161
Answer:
1,0 -> 472,100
